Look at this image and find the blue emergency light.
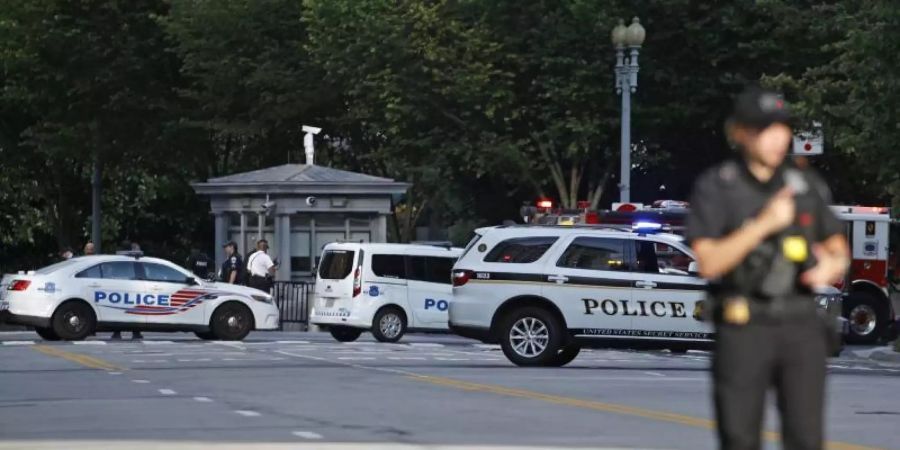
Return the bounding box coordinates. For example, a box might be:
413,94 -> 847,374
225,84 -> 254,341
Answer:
632,221 -> 663,233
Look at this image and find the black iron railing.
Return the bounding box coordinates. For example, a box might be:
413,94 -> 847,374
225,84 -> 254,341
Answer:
270,281 -> 312,329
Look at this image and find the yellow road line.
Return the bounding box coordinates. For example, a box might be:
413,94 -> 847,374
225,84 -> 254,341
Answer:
32,345 -> 125,371
405,373 -> 885,450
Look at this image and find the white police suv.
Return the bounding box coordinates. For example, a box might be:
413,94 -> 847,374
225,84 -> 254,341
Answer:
310,243 -> 462,343
449,224 -> 845,367
0,253 -> 280,341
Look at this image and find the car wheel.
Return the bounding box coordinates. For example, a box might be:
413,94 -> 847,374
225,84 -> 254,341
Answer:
51,301 -> 96,341
547,343 -> 581,367
843,291 -> 887,345
499,307 -> 565,367
194,331 -> 216,340
372,307 -> 406,343
330,326 -> 363,342
210,303 -> 253,341
35,327 -> 61,341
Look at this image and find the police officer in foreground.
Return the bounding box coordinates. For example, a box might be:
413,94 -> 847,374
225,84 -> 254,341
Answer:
220,241 -> 243,285
686,87 -> 850,450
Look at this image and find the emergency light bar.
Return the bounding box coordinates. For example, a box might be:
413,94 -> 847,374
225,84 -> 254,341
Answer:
632,222 -> 663,233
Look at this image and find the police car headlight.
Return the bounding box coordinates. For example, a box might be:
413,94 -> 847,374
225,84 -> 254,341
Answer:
251,294 -> 274,304
815,295 -> 828,308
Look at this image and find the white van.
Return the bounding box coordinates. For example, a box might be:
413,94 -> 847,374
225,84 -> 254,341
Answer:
310,243 -> 463,342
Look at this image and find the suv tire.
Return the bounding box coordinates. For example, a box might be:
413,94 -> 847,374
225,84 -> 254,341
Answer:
499,306 -> 566,367
372,307 -> 406,343
330,326 -> 363,342
548,343 -> 581,367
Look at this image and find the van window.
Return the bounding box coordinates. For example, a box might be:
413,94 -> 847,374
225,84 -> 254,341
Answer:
319,250 -> 355,280
371,254 -> 406,279
409,256 -> 456,284
557,237 -> 627,271
484,237 -> 558,264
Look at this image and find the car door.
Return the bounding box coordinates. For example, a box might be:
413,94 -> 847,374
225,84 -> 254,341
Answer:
407,255 -> 455,328
139,262 -> 207,326
541,235 -> 641,337
629,239 -> 711,340
77,261 -> 145,325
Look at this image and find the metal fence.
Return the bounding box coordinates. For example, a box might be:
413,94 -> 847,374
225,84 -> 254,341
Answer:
271,281 -> 312,330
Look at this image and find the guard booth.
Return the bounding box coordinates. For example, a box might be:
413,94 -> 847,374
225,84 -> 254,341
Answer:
192,163 -> 409,328
192,163 -> 409,281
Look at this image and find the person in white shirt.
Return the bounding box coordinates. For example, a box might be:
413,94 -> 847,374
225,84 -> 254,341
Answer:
247,239 -> 277,292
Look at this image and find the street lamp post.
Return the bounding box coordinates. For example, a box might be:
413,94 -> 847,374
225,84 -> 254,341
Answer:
611,17 -> 646,203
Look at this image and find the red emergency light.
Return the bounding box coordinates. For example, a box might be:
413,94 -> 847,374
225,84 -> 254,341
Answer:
537,200 -> 553,209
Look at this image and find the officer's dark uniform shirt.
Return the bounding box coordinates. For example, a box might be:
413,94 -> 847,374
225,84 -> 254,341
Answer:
187,253 -> 212,279
684,158 -> 844,319
221,253 -> 243,284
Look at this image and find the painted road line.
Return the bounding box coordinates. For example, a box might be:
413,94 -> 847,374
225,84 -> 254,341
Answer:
158,389 -> 176,395
387,357 -> 427,361
234,410 -> 261,417
132,380 -> 150,384
2,341 -> 35,345
408,343 -> 444,348
337,357 -> 376,361
644,371 -> 665,377
276,340 -> 310,344
107,371 -> 123,375
142,340 -> 175,345
274,349 -> 881,450
32,345 -> 125,371
404,374 -> 880,450
193,397 -> 213,402
292,431 -> 323,439
72,341 -> 106,345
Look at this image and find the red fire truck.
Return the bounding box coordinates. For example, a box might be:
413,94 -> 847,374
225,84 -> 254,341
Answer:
523,200 -> 899,344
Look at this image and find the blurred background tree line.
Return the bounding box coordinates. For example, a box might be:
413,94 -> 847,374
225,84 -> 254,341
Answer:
0,0 -> 896,269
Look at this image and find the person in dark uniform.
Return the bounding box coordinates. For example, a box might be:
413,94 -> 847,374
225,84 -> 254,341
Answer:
220,241 -> 243,285
185,248 -> 212,279
686,87 -> 850,450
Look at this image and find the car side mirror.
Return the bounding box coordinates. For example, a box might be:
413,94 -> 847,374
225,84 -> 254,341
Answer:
185,276 -> 198,285
688,261 -> 699,275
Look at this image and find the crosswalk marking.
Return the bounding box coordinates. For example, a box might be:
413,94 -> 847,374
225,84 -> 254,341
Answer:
1,341 -> 35,346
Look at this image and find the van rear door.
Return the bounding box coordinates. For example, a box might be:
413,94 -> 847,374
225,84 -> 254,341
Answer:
315,248 -> 359,309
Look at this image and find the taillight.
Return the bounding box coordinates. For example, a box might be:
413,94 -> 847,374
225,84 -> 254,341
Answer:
452,270 -> 474,287
9,280 -> 31,291
352,267 -> 362,298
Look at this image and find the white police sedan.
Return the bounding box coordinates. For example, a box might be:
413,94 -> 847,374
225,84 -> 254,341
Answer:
0,253 -> 280,341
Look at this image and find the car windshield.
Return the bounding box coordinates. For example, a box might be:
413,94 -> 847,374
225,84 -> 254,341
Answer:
34,259 -> 82,275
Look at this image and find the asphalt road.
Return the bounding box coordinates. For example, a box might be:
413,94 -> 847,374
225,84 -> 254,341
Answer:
0,331 -> 898,450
